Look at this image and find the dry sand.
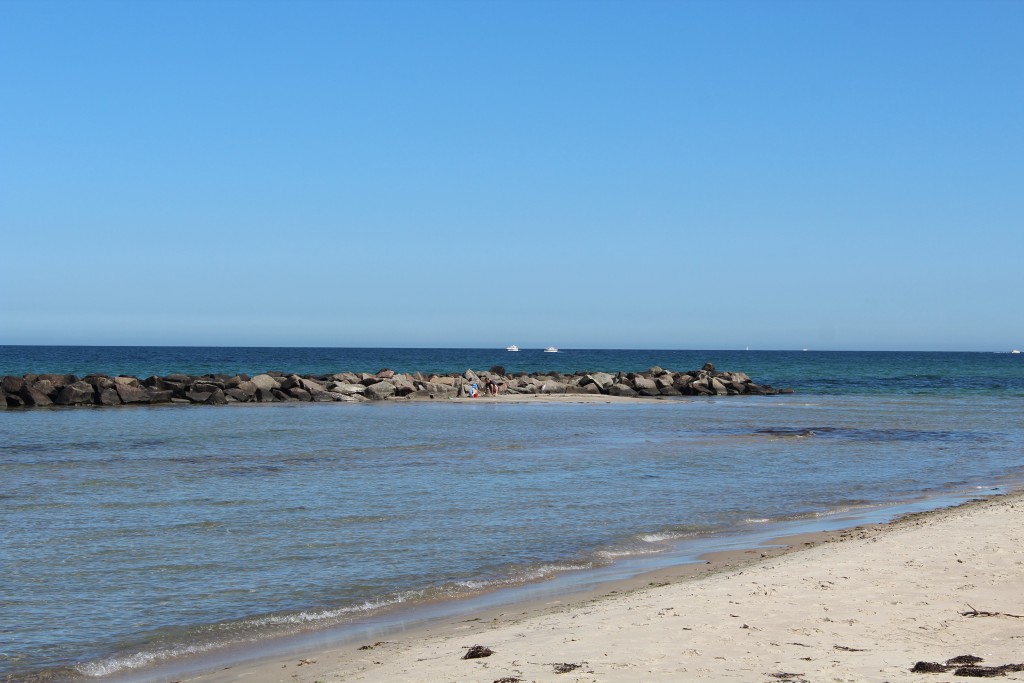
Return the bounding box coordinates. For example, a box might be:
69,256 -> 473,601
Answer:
188,492 -> 1024,683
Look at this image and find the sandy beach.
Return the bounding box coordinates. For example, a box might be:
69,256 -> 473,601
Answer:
182,491 -> 1024,683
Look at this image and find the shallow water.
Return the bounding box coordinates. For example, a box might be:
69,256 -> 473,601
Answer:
1,349 -> 1023,680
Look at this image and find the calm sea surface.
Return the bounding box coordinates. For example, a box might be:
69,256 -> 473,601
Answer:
2,347 -> 1023,681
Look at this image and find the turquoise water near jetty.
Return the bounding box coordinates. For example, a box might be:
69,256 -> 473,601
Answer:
1,348 -> 1022,680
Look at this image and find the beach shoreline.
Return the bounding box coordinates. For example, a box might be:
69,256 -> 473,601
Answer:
155,489 -> 1024,683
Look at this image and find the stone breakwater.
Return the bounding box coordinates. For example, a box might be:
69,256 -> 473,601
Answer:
0,362 -> 791,409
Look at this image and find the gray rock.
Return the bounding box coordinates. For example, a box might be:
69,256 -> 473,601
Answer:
256,387 -> 278,402
38,373 -> 75,389
148,390 -> 174,404
56,381 -> 96,405
235,380 -> 257,396
223,375 -> 251,388
392,379 -> 416,397
225,387 -> 251,402
250,374 -> 281,392
115,384 -> 151,403
287,387 -> 312,401
607,383 -> 638,397
1,376 -> 25,394
31,379 -> 58,399
540,380 -> 567,394
710,377 -> 729,395
98,388 -> 122,405
330,383 -> 366,395
205,388 -> 228,405
632,376 -> 658,392
413,381 -> 456,396
83,375 -> 114,390
659,386 -> 683,396
113,376 -> 141,387
19,383 -> 54,406
689,379 -> 714,396
673,374 -> 694,389
364,381 -> 396,400
300,378 -> 326,394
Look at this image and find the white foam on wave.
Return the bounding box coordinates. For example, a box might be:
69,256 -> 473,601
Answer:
74,595 -> 416,677
76,642 -> 219,677
453,562 -> 594,590
246,594 -> 415,628
596,546 -> 666,558
639,531 -> 695,543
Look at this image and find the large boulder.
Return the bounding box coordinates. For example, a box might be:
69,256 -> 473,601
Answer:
19,383 -> 54,406
632,376 -> 658,392
250,374 -> 281,392
607,383 -> 638,397
710,377 -> 730,395
278,375 -> 303,391
225,387 -> 252,402
330,382 -> 367,396
98,388 -> 122,405
413,381 -> 456,397
564,383 -> 599,395
540,380 -> 567,394
364,381 -> 396,400
56,381 -> 96,405
184,389 -> 213,404
30,379 -> 58,399
147,390 -> 174,404
299,378 -> 326,394
256,387 -> 278,402
204,388 -> 228,405
1,376 -> 24,394
38,373 -> 75,389
287,387 -> 312,401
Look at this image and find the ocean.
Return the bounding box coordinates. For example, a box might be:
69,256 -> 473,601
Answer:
2,347 -> 1023,682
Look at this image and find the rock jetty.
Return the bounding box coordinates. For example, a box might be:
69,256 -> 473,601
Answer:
1,362 -> 790,409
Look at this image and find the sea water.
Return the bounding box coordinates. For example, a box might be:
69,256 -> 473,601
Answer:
1,348 -> 1022,681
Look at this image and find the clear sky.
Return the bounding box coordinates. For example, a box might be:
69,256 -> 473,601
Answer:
1,0 -> 1021,351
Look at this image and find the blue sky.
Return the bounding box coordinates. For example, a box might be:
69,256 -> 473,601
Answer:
1,0 -> 1021,351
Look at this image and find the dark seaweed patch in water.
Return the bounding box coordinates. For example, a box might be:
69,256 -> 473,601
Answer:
755,427 -> 985,444
755,428 -> 819,438
224,464 -> 285,476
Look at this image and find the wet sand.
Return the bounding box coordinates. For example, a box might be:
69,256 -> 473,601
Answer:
181,490 -> 1024,683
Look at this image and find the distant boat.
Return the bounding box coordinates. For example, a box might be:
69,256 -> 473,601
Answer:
506,345 -> 519,352
1012,349 -> 1021,354
543,347 -> 558,353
